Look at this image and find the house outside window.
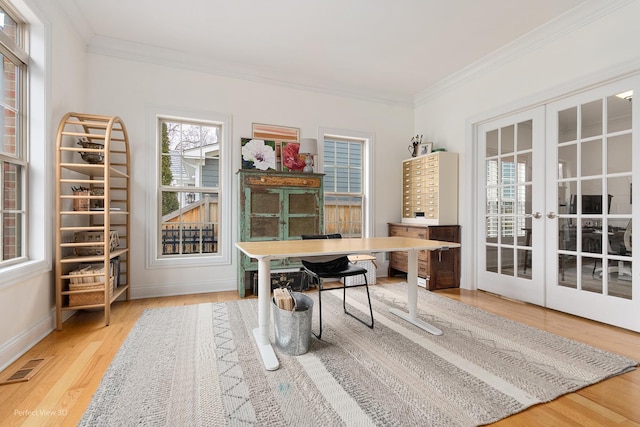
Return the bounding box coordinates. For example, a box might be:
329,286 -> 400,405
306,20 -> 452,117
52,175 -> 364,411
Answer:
158,119 -> 221,257
486,160 -> 526,238
322,137 -> 365,237
0,4 -> 27,266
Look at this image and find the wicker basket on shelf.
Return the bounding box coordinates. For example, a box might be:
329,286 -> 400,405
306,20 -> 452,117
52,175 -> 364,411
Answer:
74,231 -> 119,256
68,265 -> 114,306
72,190 -> 90,211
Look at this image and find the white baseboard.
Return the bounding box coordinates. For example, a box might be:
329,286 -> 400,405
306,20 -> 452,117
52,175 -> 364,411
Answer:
131,279 -> 237,299
0,309 -> 63,372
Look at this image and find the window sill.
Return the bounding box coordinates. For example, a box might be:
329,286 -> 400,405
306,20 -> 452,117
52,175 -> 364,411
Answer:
0,259 -> 50,290
147,253 -> 230,269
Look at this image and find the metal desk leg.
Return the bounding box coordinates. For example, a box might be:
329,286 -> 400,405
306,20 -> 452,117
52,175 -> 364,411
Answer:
389,249 -> 443,336
252,258 -> 280,370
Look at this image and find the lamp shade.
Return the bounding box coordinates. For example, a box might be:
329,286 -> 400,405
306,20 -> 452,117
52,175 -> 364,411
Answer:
298,138 -> 318,154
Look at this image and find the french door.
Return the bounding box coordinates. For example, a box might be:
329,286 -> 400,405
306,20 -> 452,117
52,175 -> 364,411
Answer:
476,77 -> 640,332
545,78 -> 639,332
477,107 -> 546,305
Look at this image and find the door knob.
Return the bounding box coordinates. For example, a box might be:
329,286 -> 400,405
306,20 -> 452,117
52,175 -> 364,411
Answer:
547,212 -> 556,219
525,212 -> 542,219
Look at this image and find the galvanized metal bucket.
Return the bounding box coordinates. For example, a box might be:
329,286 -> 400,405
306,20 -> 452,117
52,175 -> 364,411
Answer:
273,291 -> 314,355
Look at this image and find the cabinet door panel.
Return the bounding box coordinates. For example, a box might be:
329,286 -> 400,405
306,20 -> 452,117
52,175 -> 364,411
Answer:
288,217 -> 318,238
427,226 -> 460,242
250,217 -> 280,239
289,192 -> 317,214
390,252 -> 407,270
251,191 -> 280,213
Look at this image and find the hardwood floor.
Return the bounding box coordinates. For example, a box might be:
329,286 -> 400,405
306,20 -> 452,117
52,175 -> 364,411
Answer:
0,277 -> 638,426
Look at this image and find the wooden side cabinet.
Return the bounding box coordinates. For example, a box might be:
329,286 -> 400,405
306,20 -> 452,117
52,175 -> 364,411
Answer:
237,170 -> 324,296
388,222 -> 460,290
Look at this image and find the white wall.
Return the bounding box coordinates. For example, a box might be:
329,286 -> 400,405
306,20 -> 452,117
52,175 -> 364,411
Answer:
414,1 -> 640,289
84,54 -> 413,298
0,0 -> 87,370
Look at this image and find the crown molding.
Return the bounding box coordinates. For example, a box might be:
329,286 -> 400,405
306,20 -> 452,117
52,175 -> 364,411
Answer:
57,0 -> 95,42
86,36 -> 414,108
414,0 -> 636,106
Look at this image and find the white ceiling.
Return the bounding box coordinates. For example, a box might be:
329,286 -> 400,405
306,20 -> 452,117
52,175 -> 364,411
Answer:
59,0 -> 588,105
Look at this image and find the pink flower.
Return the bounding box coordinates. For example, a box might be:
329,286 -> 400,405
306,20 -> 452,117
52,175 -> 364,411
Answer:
282,143 -> 305,171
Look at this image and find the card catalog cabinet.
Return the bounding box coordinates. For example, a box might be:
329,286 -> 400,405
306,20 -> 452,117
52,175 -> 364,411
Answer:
237,170 -> 324,296
402,152 -> 458,225
388,223 -> 460,290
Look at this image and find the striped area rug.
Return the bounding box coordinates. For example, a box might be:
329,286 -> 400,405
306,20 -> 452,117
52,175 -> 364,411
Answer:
79,283 -> 637,426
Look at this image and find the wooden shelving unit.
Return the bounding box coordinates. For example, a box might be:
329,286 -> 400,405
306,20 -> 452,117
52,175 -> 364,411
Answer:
55,113 -> 131,330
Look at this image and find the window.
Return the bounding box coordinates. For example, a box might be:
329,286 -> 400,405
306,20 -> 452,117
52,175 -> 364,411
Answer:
0,3 -> 26,267
158,119 -> 221,257
322,137 -> 365,237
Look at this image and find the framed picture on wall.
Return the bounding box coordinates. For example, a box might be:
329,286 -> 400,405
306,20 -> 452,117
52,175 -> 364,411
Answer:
418,142 -> 433,156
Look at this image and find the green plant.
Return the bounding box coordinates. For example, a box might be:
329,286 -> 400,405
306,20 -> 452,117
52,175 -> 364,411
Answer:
161,122 -> 179,215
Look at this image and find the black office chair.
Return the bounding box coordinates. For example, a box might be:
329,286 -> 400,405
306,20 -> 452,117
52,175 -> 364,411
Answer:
593,221 -> 632,280
300,234 -> 374,339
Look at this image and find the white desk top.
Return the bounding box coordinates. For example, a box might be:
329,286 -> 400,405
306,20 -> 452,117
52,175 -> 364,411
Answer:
235,236 -> 459,259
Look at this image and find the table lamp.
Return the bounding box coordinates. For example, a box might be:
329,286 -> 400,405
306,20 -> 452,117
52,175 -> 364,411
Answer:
298,138 -> 318,173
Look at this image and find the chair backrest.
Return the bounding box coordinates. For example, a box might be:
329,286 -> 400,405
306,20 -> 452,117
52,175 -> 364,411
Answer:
624,221 -> 632,251
301,233 -> 342,240
299,233 -> 348,270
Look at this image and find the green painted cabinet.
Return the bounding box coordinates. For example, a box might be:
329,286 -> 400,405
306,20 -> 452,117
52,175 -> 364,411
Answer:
237,170 -> 324,296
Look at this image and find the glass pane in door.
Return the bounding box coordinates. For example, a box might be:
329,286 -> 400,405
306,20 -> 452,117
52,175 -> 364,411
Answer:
581,100 -> 603,138
607,135 -> 632,173
484,120 -> 534,279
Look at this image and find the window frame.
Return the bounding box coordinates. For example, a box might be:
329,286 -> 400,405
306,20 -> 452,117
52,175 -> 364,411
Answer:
0,2 -> 27,267
318,127 -> 374,238
0,0 -> 49,289
146,108 -> 232,268
159,118 -> 221,257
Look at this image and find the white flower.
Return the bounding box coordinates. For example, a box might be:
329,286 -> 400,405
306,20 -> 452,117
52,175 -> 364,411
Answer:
242,139 -> 276,170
